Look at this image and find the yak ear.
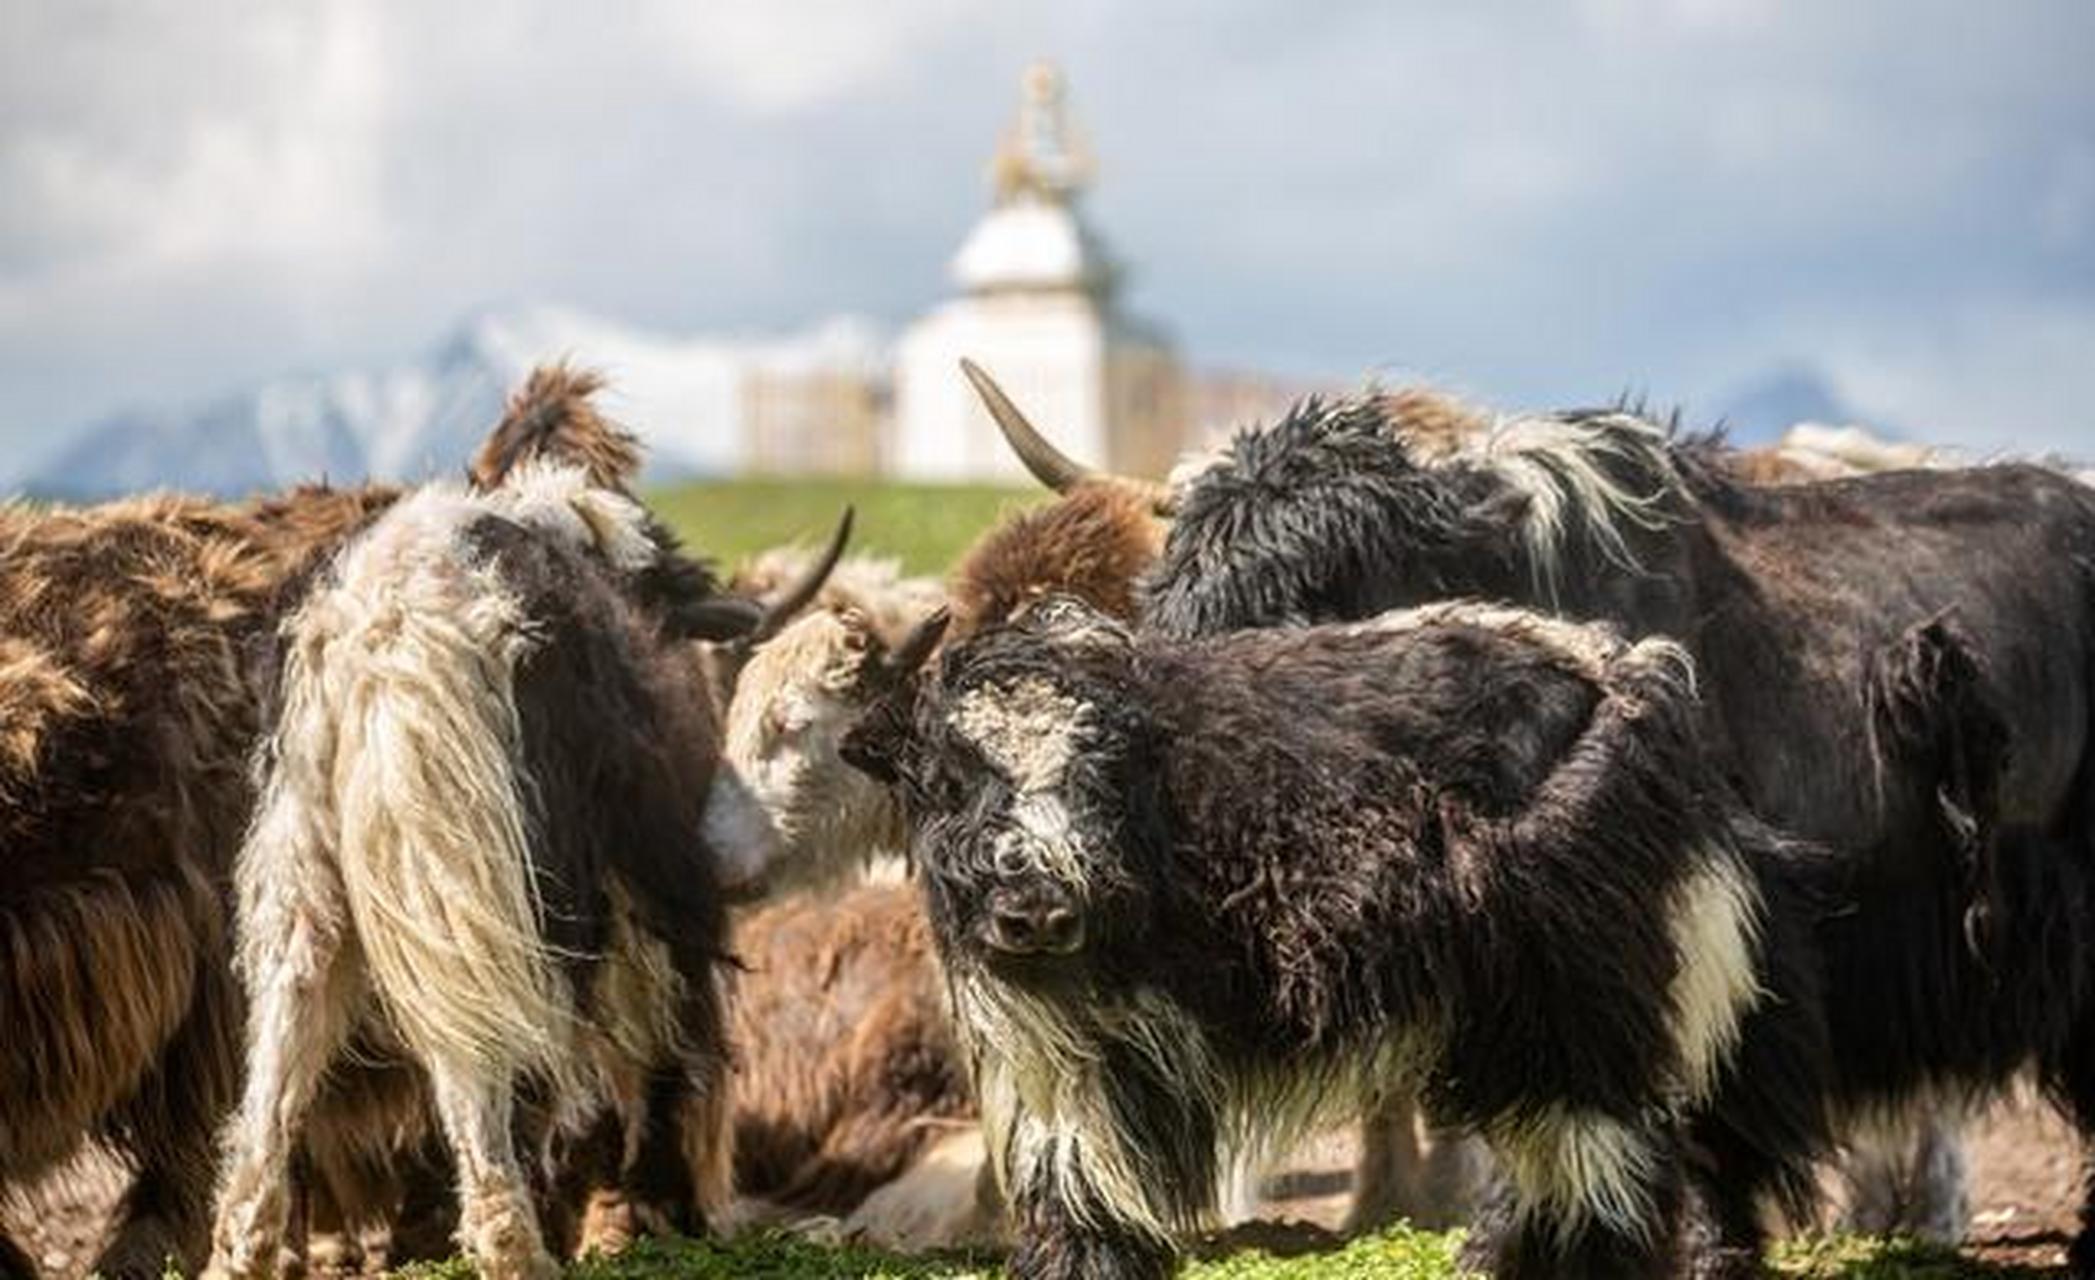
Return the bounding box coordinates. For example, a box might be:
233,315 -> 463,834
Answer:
839,696 -> 915,786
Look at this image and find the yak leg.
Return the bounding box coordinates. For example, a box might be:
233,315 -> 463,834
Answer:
205,921 -> 358,1280
427,1061 -> 557,1280
1346,1096 -> 1426,1233
1007,1182 -> 1174,1280
1838,1107 -> 1969,1244
100,993 -> 234,1279
1348,1096 -> 1488,1234
2057,1018 -> 2095,1279
575,1059 -> 727,1254
1465,1116 -> 1689,1280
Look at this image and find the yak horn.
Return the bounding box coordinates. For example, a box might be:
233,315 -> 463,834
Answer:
959,358 -> 1175,515
744,506 -> 854,649
961,358 -> 1092,494
888,605 -> 950,679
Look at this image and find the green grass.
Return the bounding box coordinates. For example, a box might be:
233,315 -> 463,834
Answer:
390,1226 -> 1470,1280
648,477 -> 1039,578
374,1230 -> 2050,1280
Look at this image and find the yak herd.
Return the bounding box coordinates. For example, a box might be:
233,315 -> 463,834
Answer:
1,359 -> 2092,1280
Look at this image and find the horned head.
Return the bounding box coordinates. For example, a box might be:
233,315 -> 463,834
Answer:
843,596 -> 1162,973
709,600 -> 949,897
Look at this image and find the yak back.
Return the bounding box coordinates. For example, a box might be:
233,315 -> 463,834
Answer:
458,513 -> 727,981
1669,460 -> 2095,859
1128,615 -> 1715,1118
0,487 -> 393,881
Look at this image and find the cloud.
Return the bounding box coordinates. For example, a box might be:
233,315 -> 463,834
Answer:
0,0 -> 2088,460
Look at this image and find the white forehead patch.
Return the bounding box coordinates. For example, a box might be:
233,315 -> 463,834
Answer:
951,677 -> 1090,794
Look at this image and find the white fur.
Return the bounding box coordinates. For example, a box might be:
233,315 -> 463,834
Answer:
1445,411 -> 1685,603
952,677 -> 1089,793
711,608 -> 907,893
952,678 -> 1099,893
1665,851 -> 1766,1103
1492,1106 -> 1659,1247
959,976 -> 1222,1243
208,464 -> 684,1280
1350,601 -> 1697,704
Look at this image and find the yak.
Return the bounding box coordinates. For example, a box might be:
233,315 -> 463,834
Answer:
843,596 -> 1835,1279
0,487 -> 393,1278
966,362 -> 2095,1266
205,456 -> 749,1280
0,368 -> 835,1278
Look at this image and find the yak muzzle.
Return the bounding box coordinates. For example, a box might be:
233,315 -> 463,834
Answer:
981,884 -> 1084,957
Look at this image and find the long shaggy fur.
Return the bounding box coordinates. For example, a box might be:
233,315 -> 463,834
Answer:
1137,391 -> 2095,1261
210,460 -> 736,1280
0,486 -> 391,1276
255,483 -> 578,1087
849,597 -> 1834,1279
469,365 -> 643,495
1,363 -> 742,1278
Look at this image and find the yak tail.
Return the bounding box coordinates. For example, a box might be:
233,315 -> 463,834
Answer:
256,535 -> 575,1089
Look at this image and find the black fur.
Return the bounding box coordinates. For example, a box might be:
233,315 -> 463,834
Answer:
1140,399 -> 2095,1267
847,598 -> 1833,1279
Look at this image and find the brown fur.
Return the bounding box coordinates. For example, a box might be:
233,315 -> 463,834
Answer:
0,485 -> 391,1276
730,881 -> 973,1217
0,363 -> 700,1277
946,484 -> 1163,644
1374,386 -> 1493,462
468,365 -> 644,495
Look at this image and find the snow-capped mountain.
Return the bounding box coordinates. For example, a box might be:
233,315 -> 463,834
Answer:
23,305 -> 890,500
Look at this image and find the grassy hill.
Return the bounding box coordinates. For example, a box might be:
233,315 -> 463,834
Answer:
649,476 -> 1039,577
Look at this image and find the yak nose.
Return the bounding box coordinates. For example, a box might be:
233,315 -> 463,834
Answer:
984,886 -> 1084,956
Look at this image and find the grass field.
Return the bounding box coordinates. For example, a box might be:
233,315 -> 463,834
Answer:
632,479 -> 2037,1279
384,1229 -> 2031,1279
649,476 -> 1038,576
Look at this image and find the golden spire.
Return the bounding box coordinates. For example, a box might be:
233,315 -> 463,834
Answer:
989,62 -> 1094,206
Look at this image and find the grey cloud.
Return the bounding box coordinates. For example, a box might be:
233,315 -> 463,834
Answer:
1,0 -> 2089,460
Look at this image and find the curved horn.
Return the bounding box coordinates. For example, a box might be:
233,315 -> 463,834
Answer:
961,358 -> 1095,494
744,506 -> 854,649
887,605 -> 950,680
960,358 -> 1177,515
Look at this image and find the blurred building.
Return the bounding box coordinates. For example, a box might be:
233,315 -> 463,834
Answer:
740,317 -> 889,475
893,64 -> 1185,482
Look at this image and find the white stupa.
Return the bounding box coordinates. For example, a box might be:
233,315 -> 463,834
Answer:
893,64 -> 1182,481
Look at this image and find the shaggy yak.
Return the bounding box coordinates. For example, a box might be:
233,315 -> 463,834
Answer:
0,368 -> 831,1279
841,595 -> 1833,1279
0,487 -> 394,1278
202,379 -> 850,1279
712,600 -> 998,1245
714,474 -> 1497,1242
700,486 -> 1176,1244
967,364 -> 2095,1266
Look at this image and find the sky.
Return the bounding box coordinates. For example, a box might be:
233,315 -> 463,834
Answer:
2,0 -> 2090,459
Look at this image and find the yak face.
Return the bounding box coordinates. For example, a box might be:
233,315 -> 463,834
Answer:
845,598 -> 1163,978
1141,397 -> 1508,638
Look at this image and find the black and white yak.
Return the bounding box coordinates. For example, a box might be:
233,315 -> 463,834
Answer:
968,364 -> 2095,1265
201,452 -> 788,1278
843,596 -> 1835,1279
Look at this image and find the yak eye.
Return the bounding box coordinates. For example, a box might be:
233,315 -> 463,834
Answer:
993,838 -> 1030,877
